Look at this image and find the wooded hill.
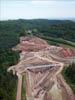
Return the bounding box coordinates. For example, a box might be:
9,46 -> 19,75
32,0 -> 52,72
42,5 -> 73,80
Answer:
0,19 -> 75,49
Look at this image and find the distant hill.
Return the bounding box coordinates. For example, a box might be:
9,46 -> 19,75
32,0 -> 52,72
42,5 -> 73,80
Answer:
0,19 -> 75,49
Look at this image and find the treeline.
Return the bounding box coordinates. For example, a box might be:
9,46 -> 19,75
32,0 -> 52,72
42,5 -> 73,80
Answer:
0,49 -> 19,100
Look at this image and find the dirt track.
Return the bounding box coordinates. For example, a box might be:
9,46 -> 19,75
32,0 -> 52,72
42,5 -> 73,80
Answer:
16,73 -> 22,100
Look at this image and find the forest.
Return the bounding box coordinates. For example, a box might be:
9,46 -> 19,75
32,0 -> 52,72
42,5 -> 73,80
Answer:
0,19 -> 75,49
0,49 -> 19,100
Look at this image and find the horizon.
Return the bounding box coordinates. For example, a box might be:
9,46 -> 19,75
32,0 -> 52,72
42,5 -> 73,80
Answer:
0,0 -> 75,21
0,18 -> 75,21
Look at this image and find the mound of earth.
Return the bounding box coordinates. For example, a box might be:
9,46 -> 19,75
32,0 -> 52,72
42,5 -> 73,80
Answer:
49,46 -> 75,59
13,36 -> 49,52
59,48 -> 75,58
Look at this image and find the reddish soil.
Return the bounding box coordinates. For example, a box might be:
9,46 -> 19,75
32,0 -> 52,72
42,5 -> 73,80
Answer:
19,36 -> 48,52
59,48 -> 75,58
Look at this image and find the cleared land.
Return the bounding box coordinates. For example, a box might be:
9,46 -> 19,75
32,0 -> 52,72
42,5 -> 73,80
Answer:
7,36 -> 75,100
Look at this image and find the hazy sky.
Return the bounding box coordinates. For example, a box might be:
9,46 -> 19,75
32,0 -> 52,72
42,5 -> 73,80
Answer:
0,0 -> 75,20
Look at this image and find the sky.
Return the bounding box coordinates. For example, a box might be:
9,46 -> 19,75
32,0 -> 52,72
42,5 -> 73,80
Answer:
0,0 -> 75,20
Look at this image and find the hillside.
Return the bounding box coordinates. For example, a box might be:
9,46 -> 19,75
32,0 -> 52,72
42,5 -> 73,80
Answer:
0,19 -> 75,49
0,19 -> 75,100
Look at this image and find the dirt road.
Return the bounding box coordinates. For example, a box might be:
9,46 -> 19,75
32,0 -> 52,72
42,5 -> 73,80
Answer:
16,73 -> 22,100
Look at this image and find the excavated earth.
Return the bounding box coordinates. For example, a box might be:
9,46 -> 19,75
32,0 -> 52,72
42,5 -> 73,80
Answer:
8,36 -> 75,100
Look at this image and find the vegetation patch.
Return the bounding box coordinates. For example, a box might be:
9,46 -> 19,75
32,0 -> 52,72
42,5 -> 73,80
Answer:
62,63 -> 75,93
0,49 -> 19,100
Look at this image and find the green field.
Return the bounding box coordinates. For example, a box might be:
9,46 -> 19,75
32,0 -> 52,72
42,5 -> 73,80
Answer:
38,35 -> 75,48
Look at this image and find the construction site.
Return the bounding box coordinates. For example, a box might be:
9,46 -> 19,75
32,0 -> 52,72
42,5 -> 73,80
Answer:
7,36 -> 75,100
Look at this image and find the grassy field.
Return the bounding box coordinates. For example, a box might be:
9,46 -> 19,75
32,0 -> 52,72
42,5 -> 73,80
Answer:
39,35 -> 75,48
